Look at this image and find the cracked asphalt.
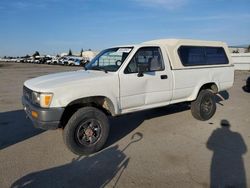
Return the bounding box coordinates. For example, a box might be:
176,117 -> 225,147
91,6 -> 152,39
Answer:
0,62 -> 250,188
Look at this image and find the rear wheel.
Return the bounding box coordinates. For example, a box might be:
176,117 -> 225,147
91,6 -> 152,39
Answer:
63,107 -> 110,155
191,90 -> 216,121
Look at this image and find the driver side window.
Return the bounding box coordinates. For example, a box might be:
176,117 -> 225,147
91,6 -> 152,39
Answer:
124,47 -> 164,74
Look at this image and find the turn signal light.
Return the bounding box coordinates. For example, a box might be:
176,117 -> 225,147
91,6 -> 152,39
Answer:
31,111 -> 38,118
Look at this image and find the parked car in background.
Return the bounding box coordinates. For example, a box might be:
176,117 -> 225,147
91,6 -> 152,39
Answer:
45,58 -> 53,64
51,57 -> 60,64
33,56 -> 43,64
27,57 -> 33,63
1,53 -> 93,66
16,58 -> 24,63
67,58 -> 76,66
58,56 -> 83,66
58,56 -> 69,65
68,57 -> 84,66
41,56 -> 52,64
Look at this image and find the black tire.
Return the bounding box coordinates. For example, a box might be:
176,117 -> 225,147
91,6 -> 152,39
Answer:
63,107 -> 110,155
191,90 -> 216,121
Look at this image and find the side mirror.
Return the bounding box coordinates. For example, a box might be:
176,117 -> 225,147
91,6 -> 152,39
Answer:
137,63 -> 149,77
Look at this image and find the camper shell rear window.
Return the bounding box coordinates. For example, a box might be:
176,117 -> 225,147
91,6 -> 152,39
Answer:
178,46 -> 229,66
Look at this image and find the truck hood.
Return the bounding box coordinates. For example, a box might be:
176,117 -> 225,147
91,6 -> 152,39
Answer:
24,70 -> 113,92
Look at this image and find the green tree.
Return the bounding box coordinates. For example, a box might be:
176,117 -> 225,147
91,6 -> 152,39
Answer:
33,51 -> 40,57
80,48 -> 83,57
68,49 -> 72,56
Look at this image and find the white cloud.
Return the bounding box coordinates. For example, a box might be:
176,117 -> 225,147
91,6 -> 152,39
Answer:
134,0 -> 188,10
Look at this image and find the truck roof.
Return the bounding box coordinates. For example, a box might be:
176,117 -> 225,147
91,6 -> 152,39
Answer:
142,38 -> 227,47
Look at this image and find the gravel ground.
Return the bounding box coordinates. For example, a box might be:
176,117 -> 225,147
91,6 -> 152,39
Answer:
0,62 -> 250,188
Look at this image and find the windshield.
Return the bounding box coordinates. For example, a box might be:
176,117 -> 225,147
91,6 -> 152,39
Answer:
85,47 -> 133,72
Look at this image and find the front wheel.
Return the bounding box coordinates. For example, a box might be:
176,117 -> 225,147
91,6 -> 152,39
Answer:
191,90 -> 216,121
63,107 -> 110,155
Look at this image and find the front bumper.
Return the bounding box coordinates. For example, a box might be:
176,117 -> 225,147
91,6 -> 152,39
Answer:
22,96 -> 64,130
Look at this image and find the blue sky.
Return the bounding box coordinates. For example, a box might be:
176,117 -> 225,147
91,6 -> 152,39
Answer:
0,0 -> 250,56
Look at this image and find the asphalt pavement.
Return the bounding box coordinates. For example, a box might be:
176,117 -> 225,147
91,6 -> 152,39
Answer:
0,62 -> 250,188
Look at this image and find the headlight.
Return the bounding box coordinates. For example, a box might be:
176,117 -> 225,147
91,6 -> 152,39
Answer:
32,92 -> 53,108
32,92 -> 40,105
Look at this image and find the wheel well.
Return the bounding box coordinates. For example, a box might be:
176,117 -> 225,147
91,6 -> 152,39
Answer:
59,96 -> 115,128
200,83 -> 218,93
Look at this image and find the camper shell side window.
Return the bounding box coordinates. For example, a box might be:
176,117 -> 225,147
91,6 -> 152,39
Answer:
178,46 -> 229,66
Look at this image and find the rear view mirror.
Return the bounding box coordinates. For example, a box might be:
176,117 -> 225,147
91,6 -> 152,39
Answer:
137,63 -> 149,77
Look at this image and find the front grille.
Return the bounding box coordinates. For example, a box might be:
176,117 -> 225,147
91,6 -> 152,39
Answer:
23,86 -> 32,101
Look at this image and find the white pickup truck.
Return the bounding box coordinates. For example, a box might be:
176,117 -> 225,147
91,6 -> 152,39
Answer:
22,39 -> 234,155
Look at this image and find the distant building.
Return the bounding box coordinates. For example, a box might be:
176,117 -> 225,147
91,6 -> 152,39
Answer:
60,52 -> 68,57
81,51 -> 98,61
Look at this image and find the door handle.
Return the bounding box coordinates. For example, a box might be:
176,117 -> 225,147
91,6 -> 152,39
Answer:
161,75 -> 168,79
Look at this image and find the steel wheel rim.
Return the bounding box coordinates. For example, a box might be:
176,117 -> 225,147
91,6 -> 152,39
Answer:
75,119 -> 101,146
201,96 -> 213,115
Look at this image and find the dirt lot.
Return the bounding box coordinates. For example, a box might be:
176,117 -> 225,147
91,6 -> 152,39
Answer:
0,62 -> 250,188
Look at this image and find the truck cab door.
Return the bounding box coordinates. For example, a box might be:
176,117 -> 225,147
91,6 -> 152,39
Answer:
119,46 -> 173,112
